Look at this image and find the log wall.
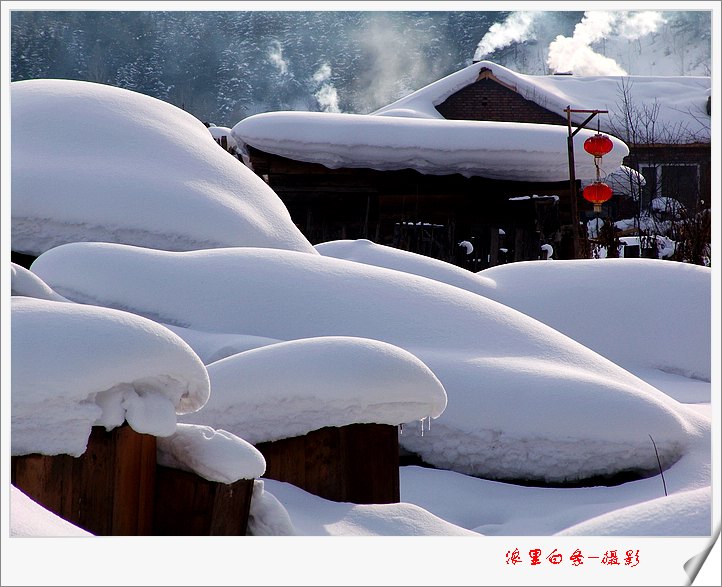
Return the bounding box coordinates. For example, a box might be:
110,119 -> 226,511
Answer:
256,423 -> 400,504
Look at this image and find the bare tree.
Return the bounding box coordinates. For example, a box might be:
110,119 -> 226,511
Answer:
604,79 -> 711,266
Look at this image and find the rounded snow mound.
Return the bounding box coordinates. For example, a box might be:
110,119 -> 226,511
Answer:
30,243 -> 703,484
478,259 -> 711,381
315,238 -> 497,294
207,125 -> 239,150
319,242 -> 711,382
555,487 -> 711,536
11,486 -> 93,537
183,336 -> 447,443
12,296 -> 210,457
11,78 -> 315,256
11,262 -> 69,301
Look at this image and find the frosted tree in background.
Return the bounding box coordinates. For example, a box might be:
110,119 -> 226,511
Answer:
606,79 -> 711,265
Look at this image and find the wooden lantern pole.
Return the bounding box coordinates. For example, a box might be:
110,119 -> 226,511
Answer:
564,107 -> 608,259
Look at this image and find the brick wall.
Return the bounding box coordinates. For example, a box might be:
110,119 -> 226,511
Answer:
436,78 -> 567,126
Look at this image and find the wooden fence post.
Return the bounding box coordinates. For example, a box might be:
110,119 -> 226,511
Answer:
11,425 -> 156,535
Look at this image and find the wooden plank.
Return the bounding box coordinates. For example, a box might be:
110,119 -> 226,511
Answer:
304,426 -> 344,501
11,453 -> 75,522
154,466 -> 213,535
344,424 -> 400,504
258,434 -> 307,489
256,424 -> 400,504
208,479 -> 254,535
111,425 -> 156,535
73,426 -> 116,534
11,425 -> 156,536
153,466 -> 253,535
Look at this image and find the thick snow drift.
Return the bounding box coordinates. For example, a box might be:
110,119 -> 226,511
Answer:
11,296 -> 210,456
255,479 -> 479,536
555,487 -> 712,536
182,336 -> 447,444
30,243 -> 704,484
10,486 -> 93,537
156,423 -> 266,483
11,78 -> 315,256
165,325 -> 281,365
317,240 -> 710,380
11,262 -> 69,302
315,238 -> 498,295
478,259 -> 711,381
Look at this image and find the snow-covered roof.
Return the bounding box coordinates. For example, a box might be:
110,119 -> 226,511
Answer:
232,111 -> 627,182
231,59 -> 708,182
29,242 -> 704,484
182,336 -> 448,444
11,296 -> 210,457
10,79 -> 316,257
375,60 -> 711,145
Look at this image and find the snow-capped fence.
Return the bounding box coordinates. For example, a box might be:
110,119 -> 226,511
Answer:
255,423 -> 401,504
11,425 -> 256,536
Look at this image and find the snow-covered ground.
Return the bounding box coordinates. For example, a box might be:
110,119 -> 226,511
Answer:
3,65 -> 719,587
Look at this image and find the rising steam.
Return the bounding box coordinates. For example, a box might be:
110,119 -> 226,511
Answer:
473,11 -> 539,61
546,10 -> 666,75
267,41 -> 289,75
475,10 -> 668,76
311,63 -> 341,113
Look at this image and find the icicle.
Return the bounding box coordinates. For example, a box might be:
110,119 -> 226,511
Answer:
427,416 -> 431,432
399,423 -> 403,435
420,418 -> 424,437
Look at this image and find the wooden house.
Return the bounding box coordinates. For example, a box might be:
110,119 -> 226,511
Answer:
234,61 -> 710,267
246,146 -> 571,268
434,64 -> 711,217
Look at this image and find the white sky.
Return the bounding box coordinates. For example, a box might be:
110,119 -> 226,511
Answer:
2,7 -> 721,585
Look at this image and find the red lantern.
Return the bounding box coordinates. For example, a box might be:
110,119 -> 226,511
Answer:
583,133 -> 614,157
583,181 -> 613,212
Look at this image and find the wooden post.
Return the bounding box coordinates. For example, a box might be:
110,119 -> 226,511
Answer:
11,425 -> 156,535
153,467 -> 254,536
564,107 -> 609,260
256,423 -> 400,504
566,108 -> 581,259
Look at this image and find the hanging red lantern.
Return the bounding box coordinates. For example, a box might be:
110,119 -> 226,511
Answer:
583,181 -> 613,212
583,133 -> 614,157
